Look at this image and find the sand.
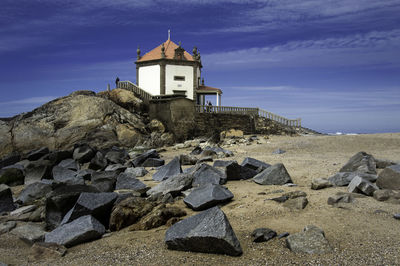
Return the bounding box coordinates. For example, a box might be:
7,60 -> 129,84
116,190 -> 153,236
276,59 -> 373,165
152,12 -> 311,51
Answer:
1,133 -> 400,265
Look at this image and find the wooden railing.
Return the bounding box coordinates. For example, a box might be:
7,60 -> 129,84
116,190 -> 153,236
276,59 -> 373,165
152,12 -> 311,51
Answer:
195,105 -> 301,127
117,81 -> 153,103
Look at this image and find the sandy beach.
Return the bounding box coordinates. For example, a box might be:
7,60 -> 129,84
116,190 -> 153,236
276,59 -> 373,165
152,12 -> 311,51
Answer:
1,133 -> 400,265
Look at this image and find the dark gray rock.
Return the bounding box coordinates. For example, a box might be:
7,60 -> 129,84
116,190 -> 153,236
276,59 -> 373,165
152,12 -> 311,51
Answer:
115,173 -> 148,194
179,154 -> 198,165
0,221 -> 16,234
0,167 -> 25,186
45,184 -> 99,230
90,171 -> 118,192
376,164 -> 400,190
45,215 -> 105,247
339,151 -> 376,174
278,232 -> 290,239
0,184 -> 15,213
47,150 -> 72,165
286,225 -> 332,254
190,146 -> 202,155
146,173 -> 193,197
283,197 -> 308,209
73,144 -> 95,164
272,149 -> 286,154
241,157 -> 271,172
89,151 -> 108,170
27,147 -> 49,161
183,183 -> 234,211
253,163 -> 293,185
141,158 -> 165,167
152,156 -> 182,181
11,223 -> 47,245
394,214 -> 400,220
213,160 -> 236,168
165,206 -> 242,256
348,175 -> 379,196
192,163 -> 227,186
77,169 -> 94,181
58,159 -> 79,171
52,166 -> 83,185
328,172 -> 377,186
251,228 -> 277,242
197,156 -> 213,163
60,192 -> 117,227
311,178 -> 333,190
215,160 -> 257,180
131,149 -> 159,167
0,153 -> 21,169
124,167 -> 148,177
17,181 -> 53,205
105,148 -> 129,165
105,164 -> 126,173
204,146 -> 233,158
327,193 -> 354,205
24,160 -> 51,185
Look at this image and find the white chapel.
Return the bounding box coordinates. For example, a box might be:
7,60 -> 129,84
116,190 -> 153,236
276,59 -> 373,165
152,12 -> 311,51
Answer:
135,34 -> 222,106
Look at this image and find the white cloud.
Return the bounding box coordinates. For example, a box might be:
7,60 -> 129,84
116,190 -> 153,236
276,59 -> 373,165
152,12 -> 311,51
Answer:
202,29 -> 400,69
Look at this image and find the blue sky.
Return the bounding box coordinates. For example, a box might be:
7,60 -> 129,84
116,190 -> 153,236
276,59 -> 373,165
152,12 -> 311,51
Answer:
1,0 -> 400,133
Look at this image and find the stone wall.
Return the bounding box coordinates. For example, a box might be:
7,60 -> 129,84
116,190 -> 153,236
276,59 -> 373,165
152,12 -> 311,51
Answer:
149,97 -> 196,142
194,113 -> 256,139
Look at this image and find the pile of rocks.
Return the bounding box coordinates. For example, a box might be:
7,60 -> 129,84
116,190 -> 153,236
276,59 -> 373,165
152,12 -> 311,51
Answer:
311,151 -> 400,206
0,144 -> 189,254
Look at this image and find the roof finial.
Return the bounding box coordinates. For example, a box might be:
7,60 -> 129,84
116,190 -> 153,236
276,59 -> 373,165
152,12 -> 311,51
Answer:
168,29 -> 171,40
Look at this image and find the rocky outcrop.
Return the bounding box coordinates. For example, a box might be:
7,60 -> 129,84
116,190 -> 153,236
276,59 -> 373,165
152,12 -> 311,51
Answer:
0,92 -> 147,157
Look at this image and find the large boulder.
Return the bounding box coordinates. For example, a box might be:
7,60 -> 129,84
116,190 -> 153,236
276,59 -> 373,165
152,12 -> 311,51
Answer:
45,184 -> 99,230
241,157 -> 271,172
129,204 -> 186,231
124,167 -> 148,177
90,171 -> 118,192
11,223 -> 47,245
104,147 -> 129,165
286,225 -> 332,254
152,156 -> 182,182
348,175 -> 379,196
0,153 -> 21,169
52,166 -> 83,185
73,144 -> 94,164
0,184 -> 15,213
339,151 -> 376,174
165,206 -> 242,256
0,93 -> 147,158
58,159 -> 79,171
0,167 -> 25,186
130,149 -> 160,167
328,172 -> 377,186
24,160 -> 52,185
107,88 -> 144,113
109,197 -> 156,231
89,151 -> 108,170
183,183 -> 234,211
376,165 -> 400,190
214,160 -> 257,180
17,181 -> 53,205
253,163 -> 293,185
146,173 -> 193,197
60,192 -> 118,227
45,215 -> 105,247
115,173 -> 149,194
192,164 -> 227,186
26,147 -> 49,161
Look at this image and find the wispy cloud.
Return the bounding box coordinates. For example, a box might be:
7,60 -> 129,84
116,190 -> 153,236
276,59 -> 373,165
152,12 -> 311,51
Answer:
202,29 -> 400,69
227,86 -> 296,91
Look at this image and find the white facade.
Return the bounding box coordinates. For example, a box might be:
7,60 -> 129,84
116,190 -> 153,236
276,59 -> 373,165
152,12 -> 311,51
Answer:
165,65 -> 194,100
138,65 -> 160,95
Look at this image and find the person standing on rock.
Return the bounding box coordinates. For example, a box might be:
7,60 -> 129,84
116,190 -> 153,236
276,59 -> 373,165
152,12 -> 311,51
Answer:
115,77 -> 120,88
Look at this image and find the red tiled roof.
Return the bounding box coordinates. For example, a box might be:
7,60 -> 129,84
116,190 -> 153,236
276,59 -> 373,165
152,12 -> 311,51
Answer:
197,85 -> 222,94
137,39 -> 195,62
